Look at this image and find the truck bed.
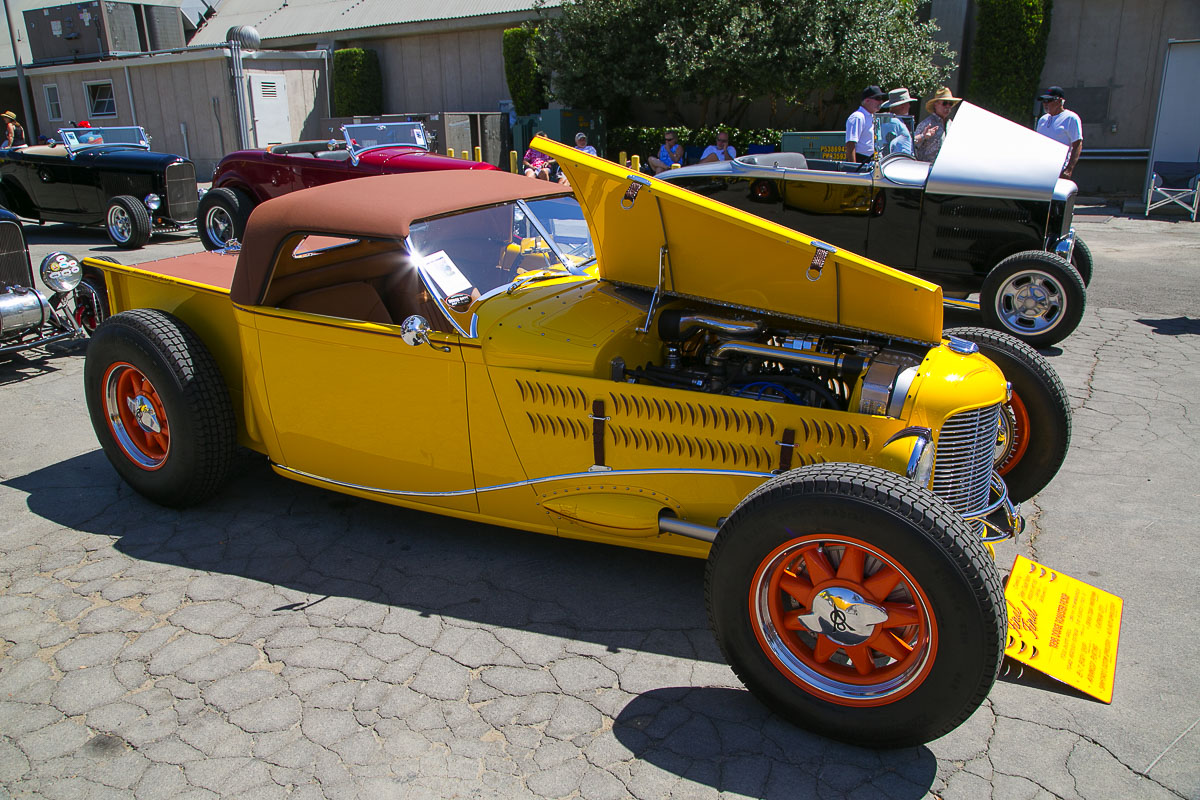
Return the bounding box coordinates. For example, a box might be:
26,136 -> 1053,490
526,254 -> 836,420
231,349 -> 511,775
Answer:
91,250 -> 239,293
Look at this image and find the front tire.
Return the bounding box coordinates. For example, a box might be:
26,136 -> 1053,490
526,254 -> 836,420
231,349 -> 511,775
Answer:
73,271 -> 113,335
198,187 -> 254,251
945,327 -> 1071,503
106,195 -> 152,249
84,309 -> 235,507
706,464 -> 1005,748
981,250 -> 1085,348
1071,236 -> 1093,287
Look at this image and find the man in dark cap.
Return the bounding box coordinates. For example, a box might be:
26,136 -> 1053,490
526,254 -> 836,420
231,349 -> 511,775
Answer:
845,86 -> 886,163
1035,86 -> 1083,179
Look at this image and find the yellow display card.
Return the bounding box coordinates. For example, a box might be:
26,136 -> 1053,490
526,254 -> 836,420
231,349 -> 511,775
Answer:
1003,555 -> 1123,703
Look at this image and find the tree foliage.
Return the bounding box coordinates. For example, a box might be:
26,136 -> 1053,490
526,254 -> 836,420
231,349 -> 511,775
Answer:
503,27 -> 548,116
535,0 -> 955,126
968,0 -> 1053,124
332,48 -> 383,117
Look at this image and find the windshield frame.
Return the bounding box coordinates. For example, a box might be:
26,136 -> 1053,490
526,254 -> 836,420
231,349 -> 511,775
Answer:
56,126 -> 151,157
342,122 -> 428,164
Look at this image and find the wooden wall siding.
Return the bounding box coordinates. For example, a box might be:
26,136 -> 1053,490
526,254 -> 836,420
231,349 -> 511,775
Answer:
128,61 -> 239,166
352,25 -> 507,113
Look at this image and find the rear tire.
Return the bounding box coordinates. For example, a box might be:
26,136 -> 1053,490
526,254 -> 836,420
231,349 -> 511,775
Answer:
945,327 -> 1071,502
706,463 -> 1005,748
981,250 -> 1085,348
1071,236 -> 1093,287
106,195 -> 152,249
198,187 -> 254,251
84,309 -> 235,507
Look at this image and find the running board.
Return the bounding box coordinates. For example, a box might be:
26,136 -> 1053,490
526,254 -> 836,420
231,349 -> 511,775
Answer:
943,297 -> 980,312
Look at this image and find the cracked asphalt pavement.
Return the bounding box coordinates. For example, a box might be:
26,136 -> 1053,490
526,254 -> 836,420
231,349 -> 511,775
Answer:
1,212 -> 1197,799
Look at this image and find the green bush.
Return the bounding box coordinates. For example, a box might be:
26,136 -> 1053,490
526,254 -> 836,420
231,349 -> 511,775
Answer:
968,0 -> 1053,124
332,48 -> 383,117
503,28 -> 547,117
605,126 -> 785,163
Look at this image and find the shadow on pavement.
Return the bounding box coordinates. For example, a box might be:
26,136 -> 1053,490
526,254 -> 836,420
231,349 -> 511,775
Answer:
1136,316 -> 1200,336
4,450 -> 723,666
0,343 -> 85,383
613,687 -> 937,797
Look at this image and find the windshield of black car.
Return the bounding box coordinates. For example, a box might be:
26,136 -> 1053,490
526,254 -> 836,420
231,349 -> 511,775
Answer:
407,196 -> 593,302
59,127 -> 149,150
343,123 -> 427,153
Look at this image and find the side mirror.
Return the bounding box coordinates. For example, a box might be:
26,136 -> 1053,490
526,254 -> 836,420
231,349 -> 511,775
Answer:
400,315 -> 450,352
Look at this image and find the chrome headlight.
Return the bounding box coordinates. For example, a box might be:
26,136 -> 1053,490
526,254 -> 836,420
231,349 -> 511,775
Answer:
885,427 -> 935,488
39,252 -> 82,293
144,193 -> 162,211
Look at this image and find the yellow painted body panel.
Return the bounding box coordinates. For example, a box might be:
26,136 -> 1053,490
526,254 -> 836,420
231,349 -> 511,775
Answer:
536,137 -> 944,344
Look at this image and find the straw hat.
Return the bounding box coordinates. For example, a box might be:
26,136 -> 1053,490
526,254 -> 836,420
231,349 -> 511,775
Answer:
924,88 -> 961,113
1,111 -> 16,121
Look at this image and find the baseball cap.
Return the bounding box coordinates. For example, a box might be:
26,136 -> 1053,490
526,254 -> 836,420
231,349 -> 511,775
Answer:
861,85 -> 886,101
1038,86 -> 1066,101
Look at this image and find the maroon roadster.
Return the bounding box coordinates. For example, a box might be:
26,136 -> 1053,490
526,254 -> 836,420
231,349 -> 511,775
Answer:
198,121 -> 497,249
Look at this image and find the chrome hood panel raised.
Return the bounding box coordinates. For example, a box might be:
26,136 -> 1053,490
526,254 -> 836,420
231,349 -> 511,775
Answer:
534,137 -> 945,344
927,102 -> 1068,201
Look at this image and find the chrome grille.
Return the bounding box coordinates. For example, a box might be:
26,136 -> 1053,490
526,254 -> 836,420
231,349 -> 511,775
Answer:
165,162 -> 198,223
0,220 -> 32,287
932,404 -> 1000,535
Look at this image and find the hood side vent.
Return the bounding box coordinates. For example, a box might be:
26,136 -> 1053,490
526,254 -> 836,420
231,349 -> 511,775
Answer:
608,392 -> 776,436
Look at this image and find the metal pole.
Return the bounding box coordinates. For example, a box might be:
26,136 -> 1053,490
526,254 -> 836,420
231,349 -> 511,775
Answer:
1,0 -> 37,141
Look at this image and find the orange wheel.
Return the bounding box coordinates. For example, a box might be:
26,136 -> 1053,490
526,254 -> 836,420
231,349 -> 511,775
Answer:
996,390 -> 1031,476
103,362 -> 171,470
749,535 -> 937,706
706,463 -> 1005,747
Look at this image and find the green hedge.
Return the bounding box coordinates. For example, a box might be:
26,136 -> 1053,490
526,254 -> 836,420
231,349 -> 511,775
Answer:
332,48 -> 383,117
503,28 -> 546,117
605,126 -> 785,162
968,0 -> 1053,124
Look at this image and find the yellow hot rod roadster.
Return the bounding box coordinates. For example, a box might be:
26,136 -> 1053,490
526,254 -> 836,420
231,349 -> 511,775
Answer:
76,137 -> 1071,747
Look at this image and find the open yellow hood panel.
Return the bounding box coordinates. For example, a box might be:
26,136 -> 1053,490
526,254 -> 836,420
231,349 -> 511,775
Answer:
536,137 -> 944,343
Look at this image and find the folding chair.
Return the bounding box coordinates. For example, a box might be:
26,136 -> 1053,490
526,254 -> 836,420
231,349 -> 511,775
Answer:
1145,161 -> 1200,221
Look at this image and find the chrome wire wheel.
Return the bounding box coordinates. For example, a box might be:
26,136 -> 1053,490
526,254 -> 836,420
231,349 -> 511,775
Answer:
992,268 -> 1066,336
750,534 -> 937,705
103,362 -> 170,470
107,205 -> 132,244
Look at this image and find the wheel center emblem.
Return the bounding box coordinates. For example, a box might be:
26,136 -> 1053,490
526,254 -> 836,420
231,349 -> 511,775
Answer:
126,395 -> 161,433
795,587 -> 888,646
1016,284 -> 1050,314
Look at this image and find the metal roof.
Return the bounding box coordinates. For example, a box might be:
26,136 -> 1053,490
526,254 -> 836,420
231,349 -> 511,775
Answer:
189,0 -> 558,46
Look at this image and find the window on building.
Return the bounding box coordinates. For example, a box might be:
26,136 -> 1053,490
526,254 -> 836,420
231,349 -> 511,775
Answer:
84,81 -> 117,117
44,85 -> 62,121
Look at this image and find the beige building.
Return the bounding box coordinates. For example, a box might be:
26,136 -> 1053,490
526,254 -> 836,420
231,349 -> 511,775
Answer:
20,45 -> 328,177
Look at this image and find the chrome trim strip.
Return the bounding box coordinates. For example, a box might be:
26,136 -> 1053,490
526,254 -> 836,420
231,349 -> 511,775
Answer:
272,464 -> 775,499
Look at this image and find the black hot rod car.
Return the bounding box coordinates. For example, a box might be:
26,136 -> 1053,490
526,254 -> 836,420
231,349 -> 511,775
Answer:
661,102 -> 1090,348
0,126 -> 199,249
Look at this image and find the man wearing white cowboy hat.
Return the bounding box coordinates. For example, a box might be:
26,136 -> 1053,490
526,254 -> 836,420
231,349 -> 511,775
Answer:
877,88 -> 916,156
914,87 -> 960,162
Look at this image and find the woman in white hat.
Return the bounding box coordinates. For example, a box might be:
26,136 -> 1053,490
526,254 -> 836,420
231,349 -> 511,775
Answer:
914,87 -> 960,162
1,111 -> 25,148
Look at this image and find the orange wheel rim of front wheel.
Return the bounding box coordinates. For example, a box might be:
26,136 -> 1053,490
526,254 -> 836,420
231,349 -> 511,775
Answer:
749,535 -> 937,706
996,392 -> 1031,476
103,362 -> 170,470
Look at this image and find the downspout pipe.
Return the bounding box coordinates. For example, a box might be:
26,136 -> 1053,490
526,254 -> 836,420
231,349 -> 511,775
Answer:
228,40 -> 250,149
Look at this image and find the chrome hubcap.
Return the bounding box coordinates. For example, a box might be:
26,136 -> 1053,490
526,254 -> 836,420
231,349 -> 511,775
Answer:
206,207 -> 233,244
126,394 -> 161,434
794,587 -> 888,646
108,207 -> 131,241
995,270 -> 1065,333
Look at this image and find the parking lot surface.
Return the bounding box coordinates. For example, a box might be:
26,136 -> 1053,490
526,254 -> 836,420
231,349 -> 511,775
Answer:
1,215 -> 1198,799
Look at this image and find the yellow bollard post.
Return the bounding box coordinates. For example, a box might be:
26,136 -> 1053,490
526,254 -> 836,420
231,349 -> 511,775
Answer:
671,163 -> 681,169
474,146 -> 482,162
631,155 -> 641,173
462,150 -> 469,160
510,150 -> 518,173
448,148 -> 456,159
619,151 -> 627,168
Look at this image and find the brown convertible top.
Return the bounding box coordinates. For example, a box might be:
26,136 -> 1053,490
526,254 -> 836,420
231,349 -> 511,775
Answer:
230,170 -> 567,305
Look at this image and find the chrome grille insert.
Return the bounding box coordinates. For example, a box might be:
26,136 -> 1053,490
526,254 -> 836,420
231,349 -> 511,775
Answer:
932,404 -> 1001,536
165,162 -> 198,223
0,221 -> 32,287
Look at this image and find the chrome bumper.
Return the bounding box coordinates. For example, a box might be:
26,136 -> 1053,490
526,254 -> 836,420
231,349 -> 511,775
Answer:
965,472 -> 1023,543
1051,227 -> 1076,262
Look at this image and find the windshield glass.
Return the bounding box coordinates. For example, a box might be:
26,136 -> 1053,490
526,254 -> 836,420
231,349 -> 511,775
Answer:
407,195 -> 593,306
59,126 -> 149,151
343,122 -> 427,153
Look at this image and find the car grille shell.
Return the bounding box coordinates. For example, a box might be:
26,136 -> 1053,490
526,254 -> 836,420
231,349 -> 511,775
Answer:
932,404 -> 1001,536
0,219 -> 32,288
165,162 -> 198,223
